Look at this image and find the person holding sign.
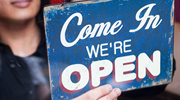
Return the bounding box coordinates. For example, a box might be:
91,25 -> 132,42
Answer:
0,0 -> 175,99
0,0 -> 121,100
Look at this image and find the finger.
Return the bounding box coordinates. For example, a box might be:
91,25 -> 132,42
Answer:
73,84 -> 113,100
98,88 -> 121,100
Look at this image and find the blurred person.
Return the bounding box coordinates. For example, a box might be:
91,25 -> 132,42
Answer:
0,0 -> 51,100
0,0 -> 121,100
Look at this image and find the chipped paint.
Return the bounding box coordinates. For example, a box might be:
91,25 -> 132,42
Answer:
60,96 -> 64,98
43,15 -> 51,26
126,86 -> 137,91
47,43 -> 50,49
170,0 -> 174,26
44,0 -> 174,99
76,0 -> 112,4
168,30 -> 174,44
153,79 -> 168,85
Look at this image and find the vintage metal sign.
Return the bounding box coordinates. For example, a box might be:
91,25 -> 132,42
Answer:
44,0 -> 174,99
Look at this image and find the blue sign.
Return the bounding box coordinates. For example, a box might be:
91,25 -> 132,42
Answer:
44,0 -> 174,99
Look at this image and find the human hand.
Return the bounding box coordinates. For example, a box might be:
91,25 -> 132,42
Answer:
73,84 -> 121,100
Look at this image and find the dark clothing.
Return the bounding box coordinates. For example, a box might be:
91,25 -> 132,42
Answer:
0,44 -> 35,100
0,32 -> 48,100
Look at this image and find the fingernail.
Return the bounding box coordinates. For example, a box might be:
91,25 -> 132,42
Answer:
113,88 -> 121,96
114,98 -> 117,100
106,84 -> 112,93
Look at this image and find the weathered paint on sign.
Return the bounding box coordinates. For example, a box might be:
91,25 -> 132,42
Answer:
44,0 -> 174,99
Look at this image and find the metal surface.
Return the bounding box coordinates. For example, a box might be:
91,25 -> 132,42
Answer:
44,0 -> 174,99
